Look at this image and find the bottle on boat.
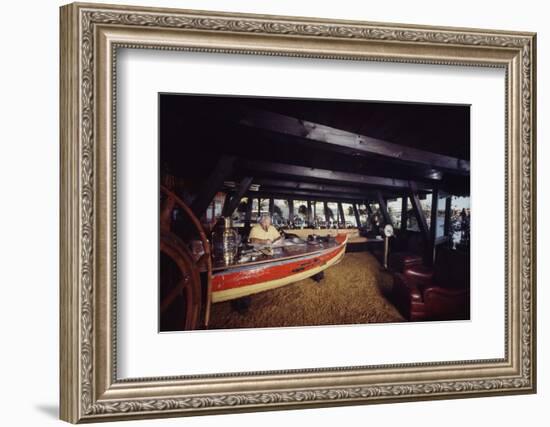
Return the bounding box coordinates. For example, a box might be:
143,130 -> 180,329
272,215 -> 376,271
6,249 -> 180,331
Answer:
212,217 -> 240,265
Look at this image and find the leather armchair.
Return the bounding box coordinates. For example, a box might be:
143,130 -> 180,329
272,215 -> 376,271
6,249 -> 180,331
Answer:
391,248 -> 470,321
387,231 -> 424,272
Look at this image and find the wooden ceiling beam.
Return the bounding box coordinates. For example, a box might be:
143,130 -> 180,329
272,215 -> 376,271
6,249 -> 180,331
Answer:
222,176 -> 253,217
189,155 -> 236,218
250,189 -> 374,204
238,108 -> 469,175
240,159 -> 431,192
253,178 -> 397,197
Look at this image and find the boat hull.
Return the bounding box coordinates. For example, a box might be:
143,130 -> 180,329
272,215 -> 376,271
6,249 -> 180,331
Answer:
212,235 -> 347,302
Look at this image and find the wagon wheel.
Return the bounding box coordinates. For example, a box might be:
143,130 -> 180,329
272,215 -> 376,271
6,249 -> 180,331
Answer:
160,230 -> 202,331
159,185 -> 213,330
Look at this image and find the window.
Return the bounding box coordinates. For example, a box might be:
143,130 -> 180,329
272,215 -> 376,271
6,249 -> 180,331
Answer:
273,199 -> 289,228
341,203 -> 357,227
204,192 -> 226,225
369,202 -> 381,228
451,196 -> 470,247
357,203 -> 370,227
251,198 -> 259,223
312,201 -> 325,227
420,194 -> 433,228
386,198 -> 403,229
326,202 -> 339,228
293,200 -> 309,228
251,198 -> 269,223
230,197 -> 249,227
435,195 -> 446,238
405,195 -> 432,232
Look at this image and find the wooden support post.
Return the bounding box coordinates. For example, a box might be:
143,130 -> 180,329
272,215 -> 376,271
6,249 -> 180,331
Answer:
364,201 -> 373,230
221,194 -> 230,218
323,201 -> 330,224
444,196 -> 452,237
307,200 -> 312,226
353,203 -> 362,228
408,182 -> 430,242
384,235 -> 390,270
190,155 -> 236,219
313,202 -> 317,226
257,198 -> 261,218
268,198 -> 275,216
288,199 -> 294,225
401,195 -> 408,232
376,191 -> 393,227
365,201 -> 373,215
222,176 -> 253,218
338,203 -> 345,227
428,188 -> 440,266
244,197 -> 253,236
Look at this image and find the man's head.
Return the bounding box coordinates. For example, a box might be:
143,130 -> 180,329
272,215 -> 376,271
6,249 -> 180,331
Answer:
259,214 -> 272,229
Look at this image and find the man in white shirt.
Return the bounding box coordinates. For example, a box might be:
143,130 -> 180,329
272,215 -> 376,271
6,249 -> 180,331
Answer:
249,214 -> 283,245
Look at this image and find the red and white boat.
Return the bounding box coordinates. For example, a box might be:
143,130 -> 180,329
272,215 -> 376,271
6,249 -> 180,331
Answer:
211,234 -> 348,303
159,186 -> 348,329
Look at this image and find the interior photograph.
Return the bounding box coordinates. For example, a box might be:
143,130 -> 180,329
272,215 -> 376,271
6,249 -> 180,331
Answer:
158,94 -> 471,331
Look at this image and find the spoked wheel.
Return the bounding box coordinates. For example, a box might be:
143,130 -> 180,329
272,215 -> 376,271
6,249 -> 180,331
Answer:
160,231 -> 202,331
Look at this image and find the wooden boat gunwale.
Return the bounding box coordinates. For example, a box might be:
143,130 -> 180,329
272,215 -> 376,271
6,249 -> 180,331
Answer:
212,235 -> 346,272
211,234 -> 348,302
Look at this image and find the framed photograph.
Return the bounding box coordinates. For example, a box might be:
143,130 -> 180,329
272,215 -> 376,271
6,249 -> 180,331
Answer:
60,2 -> 537,423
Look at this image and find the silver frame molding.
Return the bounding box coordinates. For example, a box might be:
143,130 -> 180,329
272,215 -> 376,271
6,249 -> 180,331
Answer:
60,2 -> 537,423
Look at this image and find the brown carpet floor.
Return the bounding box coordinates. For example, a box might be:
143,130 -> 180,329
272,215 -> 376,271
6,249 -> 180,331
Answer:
209,251 -> 404,330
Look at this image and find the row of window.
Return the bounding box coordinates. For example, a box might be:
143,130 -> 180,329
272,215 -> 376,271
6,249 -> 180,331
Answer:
203,193 -> 470,237
386,194 -> 470,238
239,198 -> 373,229
203,195 -> 375,228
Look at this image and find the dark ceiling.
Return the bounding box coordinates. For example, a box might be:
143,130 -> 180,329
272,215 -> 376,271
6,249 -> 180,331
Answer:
159,93 -> 470,197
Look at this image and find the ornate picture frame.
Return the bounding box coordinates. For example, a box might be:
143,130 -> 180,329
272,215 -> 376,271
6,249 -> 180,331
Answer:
60,2 -> 536,423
